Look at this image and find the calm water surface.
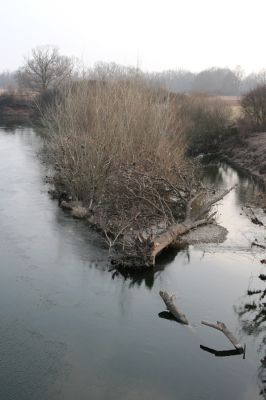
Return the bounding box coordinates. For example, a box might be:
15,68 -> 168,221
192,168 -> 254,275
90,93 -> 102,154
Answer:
0,127 -> 265,400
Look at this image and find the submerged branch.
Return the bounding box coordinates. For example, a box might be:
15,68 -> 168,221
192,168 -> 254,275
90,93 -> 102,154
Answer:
201,320 -> 244,351
159,291 -> 189,325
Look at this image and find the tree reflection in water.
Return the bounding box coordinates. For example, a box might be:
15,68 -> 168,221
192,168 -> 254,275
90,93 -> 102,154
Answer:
112,246 -> 181,289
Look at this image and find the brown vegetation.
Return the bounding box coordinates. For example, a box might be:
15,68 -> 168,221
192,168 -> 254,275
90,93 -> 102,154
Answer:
0,92 -> 34,123
44,79 -> 200,265
43,78 -> 236,267
175,94 -> 234,154
241,84 -> 266,132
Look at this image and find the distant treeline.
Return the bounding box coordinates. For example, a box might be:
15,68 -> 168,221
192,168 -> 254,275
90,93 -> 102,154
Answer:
1,64 -> 266,95
0,71 -> 17,91
87,63 -> 266,95
143,67 -> 266,95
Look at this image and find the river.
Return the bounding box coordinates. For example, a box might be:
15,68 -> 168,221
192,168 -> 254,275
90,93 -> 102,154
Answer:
0,126 -> 265,400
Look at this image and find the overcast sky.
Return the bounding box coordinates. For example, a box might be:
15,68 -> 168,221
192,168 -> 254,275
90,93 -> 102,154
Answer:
1,0 -> 265,73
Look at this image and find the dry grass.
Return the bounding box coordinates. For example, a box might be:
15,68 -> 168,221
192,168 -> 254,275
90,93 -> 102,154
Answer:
214,95 -> 242,120
173,93 -> 234,153
42,78 -> 201,259
44,79 -> 188,206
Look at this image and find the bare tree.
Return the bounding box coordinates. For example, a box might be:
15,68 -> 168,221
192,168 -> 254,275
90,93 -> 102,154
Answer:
241,84 -> 266,131
17,46 -> 73,93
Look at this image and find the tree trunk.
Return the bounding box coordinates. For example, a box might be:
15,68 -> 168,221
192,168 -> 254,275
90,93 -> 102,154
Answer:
148,185 -> 236,266
150,216 -> 213,265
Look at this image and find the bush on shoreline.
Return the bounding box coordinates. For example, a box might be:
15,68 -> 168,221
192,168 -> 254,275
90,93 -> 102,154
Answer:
241,84 -> 266,133
44,79 -> 189,200
43,79 -> 200,245
176,94 -> 234,154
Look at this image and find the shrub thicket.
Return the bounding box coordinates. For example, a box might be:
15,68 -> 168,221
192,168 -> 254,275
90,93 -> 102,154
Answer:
43,79 -> 198,240
241,84 -> 266,132
175,94 -> 233,154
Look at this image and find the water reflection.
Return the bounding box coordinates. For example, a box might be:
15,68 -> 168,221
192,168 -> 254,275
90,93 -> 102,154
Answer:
113,247 -> 179,289
1,127 -> 265,400
202,160 -> 264,206
200,345 -> 244,358
0,116 -> 32,131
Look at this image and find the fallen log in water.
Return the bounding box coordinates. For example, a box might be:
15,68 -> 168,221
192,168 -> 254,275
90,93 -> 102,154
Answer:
201,320 -> 244,351
159,291 -> 189,324
150,215 -> 215,265
196,184 -> 237,220
148,185 -> 236,266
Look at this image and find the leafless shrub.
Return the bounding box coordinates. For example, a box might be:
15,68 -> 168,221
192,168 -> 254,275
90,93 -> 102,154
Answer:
241,84 -> 266,132
175,94 -> 233,153
44,79 -> 188,198
43,78 -> 197,250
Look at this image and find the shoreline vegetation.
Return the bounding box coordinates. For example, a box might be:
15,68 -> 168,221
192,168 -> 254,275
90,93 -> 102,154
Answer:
40,78 -> 237,267
0,92 -> 34,127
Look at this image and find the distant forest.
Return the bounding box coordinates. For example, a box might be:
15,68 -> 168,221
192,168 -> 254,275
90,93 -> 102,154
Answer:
144,67 -> 266,95
1,66 -> 265,95
0,71 -> 16,91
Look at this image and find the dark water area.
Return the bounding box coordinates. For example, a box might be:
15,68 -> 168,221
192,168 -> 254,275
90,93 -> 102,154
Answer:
0,127 -> 266,400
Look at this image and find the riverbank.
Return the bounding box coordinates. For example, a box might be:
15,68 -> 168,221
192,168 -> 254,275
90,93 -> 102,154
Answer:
223,132 -> 266,186
0,92 -> 34,126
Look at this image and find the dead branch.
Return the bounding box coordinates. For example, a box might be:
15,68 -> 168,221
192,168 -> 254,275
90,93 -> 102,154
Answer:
196,184 -> 237,220
185,191 -> 203,222
149,213 -> 216,265
201,320 -> 244,351
159,291 -> 189,324
146,184 -> 236,266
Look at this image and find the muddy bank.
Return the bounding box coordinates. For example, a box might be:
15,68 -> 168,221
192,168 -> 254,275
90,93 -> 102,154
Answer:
223,132 -> 266,186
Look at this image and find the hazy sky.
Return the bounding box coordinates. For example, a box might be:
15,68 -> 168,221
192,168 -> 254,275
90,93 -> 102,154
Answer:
1,0 -> 265,73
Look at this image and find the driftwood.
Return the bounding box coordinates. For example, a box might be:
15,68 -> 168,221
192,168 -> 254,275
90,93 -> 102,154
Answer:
159,291 -> 188,324
201,320 -> 244,351
149,185 -> 236,265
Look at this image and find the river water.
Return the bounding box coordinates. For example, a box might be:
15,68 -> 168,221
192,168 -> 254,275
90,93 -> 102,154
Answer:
0,126 -> 265,400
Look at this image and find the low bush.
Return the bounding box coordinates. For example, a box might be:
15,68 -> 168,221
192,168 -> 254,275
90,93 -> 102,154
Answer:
176,94 -> 234,154
43,79 -> 196,237
241,84 -> 266,132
